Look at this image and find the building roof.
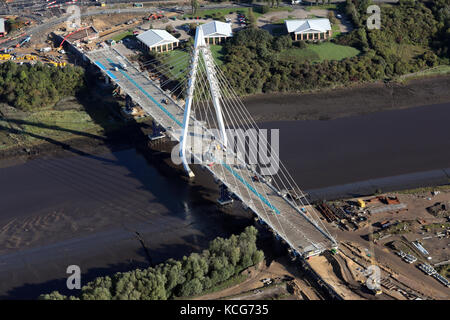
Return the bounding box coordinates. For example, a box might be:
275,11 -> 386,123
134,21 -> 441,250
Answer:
0,18 -> 5,34
200,21 -> 232,38
137,29 -> 179,48
285,19 -> 331,34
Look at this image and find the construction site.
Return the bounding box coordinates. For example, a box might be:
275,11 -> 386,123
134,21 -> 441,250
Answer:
308,187 -> 450,299
167,187 -> 449,301
0,4 -> 183,68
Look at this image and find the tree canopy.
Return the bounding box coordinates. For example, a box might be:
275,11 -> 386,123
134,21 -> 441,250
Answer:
40,226 -> 264,300
218,0 -> 448,96
0,62 -> 85,111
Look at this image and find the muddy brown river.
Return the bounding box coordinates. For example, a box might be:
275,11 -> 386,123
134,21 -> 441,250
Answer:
0,102 -> 449,299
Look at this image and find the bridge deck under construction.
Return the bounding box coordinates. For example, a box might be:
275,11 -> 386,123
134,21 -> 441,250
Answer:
86,46 -> 337,257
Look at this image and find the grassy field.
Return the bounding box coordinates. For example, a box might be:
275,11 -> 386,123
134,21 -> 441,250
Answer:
399,64 -> 450,81
0,94 -> 125,152
111,30 -> 133,42
0,109 -> 108,151
305,4 -> 337,11
331,23 -> 341,38
161,49 -> 190,79
183,6 -> 292,20
279,42 -> 360,63
161,45 -> 225,79
210,44 -> 225,66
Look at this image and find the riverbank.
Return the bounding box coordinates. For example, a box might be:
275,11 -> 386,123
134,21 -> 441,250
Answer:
1,74 -> 449,166
244,75 -> 450,122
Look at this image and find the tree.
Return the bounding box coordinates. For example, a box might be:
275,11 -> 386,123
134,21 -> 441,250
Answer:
191,0 -> 198,15
247,8 -> 257,28
40,227 -> 264,300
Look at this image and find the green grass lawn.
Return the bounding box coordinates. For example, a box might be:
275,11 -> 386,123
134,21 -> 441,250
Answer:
183,7 -> 247,19
210,44 -> 225,66
160,45 -> 224,79
160,49 -> 190,80
331,23 -> 341,38
309,42 -> 360,61
183,6 -> 293,20
111,30 -> 133,42
305,4 -> 337,11
279,42 -> 360,63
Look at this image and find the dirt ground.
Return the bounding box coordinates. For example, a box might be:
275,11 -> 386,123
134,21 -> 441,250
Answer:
194,256 -> 321,300
321,189 -> 450,300
308,254 -> 365,300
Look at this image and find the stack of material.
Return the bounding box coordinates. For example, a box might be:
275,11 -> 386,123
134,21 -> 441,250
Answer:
369,203 -> 407,214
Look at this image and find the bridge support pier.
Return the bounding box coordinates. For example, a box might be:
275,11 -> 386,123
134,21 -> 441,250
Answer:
149,120 -> 165,141
217,184 -> 233,206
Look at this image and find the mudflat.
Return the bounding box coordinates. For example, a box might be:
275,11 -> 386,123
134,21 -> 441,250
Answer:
244,76 -> 450,122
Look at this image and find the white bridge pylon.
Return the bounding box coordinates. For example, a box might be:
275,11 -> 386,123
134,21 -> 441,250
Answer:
180,26 -> 228,178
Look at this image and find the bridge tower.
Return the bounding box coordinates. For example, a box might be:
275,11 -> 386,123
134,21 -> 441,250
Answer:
179,26 -> 228,178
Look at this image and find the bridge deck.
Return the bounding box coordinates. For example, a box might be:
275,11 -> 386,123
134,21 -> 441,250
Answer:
86,47 -> 337,256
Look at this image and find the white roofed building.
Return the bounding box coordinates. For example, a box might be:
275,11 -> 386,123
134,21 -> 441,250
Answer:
285,19 -> 332,41
137,29 -> 180,52
0,18 -> 5,37
200,21 -> 232,45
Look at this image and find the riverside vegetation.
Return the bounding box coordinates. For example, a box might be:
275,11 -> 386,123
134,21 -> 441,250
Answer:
40,226 -> 264,300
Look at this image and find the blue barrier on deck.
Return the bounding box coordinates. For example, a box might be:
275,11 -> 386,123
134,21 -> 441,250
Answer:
106,71 -> 117,80
222,163 -> 280,214
102,58 -> 280,216
106,58 -> 183,127
95,61 -> 106,70
95,61 -> 118,81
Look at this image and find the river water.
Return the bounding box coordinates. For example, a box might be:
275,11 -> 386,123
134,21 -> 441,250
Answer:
0,102 -> 449,299
260,102 -> 450,198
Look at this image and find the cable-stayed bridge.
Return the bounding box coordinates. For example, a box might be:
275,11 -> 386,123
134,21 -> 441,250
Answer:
85,24 -> 338,258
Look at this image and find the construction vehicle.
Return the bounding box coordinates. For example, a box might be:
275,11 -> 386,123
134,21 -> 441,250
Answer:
145,12 -> 164,21
0,54 -> 11,60
16,54 -> 38,61
119,61 -> 127,70
357,199 -> 366,208
15,35 -> 31,48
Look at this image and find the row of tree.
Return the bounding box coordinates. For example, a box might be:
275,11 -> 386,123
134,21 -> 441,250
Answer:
0,62 -> 85,111
40,226 -> 264,300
